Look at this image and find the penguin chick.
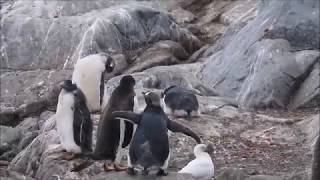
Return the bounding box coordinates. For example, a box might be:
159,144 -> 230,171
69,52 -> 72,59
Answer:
179,144 -> 214,180
162,86 -> 200,118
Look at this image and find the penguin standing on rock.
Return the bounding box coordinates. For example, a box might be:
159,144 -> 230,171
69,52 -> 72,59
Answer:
179,144 -> 214,180
92,75 -> 136,171
162,86 -> 200,118
111,91 -> 201,176
72,53 -> 115,113
55,80 -> 93,160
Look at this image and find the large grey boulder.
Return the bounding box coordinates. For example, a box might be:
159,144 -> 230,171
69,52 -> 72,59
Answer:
0,69 -> 71,125
123,40 -> 189,74
289,62 -> 320,109
1,1 -> 201,71
200,0 -> 320,109
0,0 -> 201,125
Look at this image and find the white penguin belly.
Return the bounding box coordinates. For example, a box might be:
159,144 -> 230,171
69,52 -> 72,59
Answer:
72,57 -> 105,112
78,74 -> 100,112
56,91 -> 81,153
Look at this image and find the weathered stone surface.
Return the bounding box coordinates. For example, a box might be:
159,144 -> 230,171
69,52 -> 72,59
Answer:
215,168 -> 249,180
289,62 -> 320,109
265,0 -> 320,50
298,115 -> 320,148
93,172 -> 194,180
0,0 -> 202,126
246,175 -> 283,180
0,126 -> 21,159
200,0 -> 320,109
170,7 -> 196,24
0,69 -> 72,125
1,1 -> 201,71
123,40 -> 189,74
220,0 -> 257,25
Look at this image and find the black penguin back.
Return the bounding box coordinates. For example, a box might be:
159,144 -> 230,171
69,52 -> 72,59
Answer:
73,86 -> 93,153
130,105 -> 169,168
164,86 -> 199,112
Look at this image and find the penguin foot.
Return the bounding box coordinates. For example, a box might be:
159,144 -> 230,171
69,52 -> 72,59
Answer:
142,168 -> 149,176
114,163 -> 127,171
156,169 -> 168,176
127,167 -> 136,176
103,162 -> 116,172
62,152 -> 77,161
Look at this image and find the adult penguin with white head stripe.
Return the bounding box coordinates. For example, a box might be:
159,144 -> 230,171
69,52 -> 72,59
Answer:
72,53 -> 114,113
55,80 -> 93,160
111,91 -> 201,176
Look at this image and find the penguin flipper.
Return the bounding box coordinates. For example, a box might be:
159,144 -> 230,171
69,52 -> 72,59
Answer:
112,111 -> 141,124
167,120 -> 201,143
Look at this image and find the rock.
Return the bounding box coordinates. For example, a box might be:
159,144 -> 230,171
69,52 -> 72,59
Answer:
16,117 -> 39,133
215,168 -> 249,180
92,172 -> 194,180
18,131 -> 39,151
0,116 -> 40,161
1,1 -> 202,125
202,38 -> 318,109
246,175 -> 283,180
265,0 -> 320,50
8,130 -> 60,176
220,0 -> 258,25
289,62 -> 320,109
298,115 -> 320,147
1,1 -> 201,71
170,7 -> 196,24
240,125 -> 298,146
236,39 -> 315,109
200,0 -> 320,109
123,40 -> 189,74
0,69 -> 72,126
0,126 -> 22,161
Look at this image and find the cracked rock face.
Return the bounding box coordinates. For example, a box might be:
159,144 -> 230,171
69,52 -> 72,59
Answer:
200,0 -> 320,109
0,0 -> 201,125
1,0 -> 320,179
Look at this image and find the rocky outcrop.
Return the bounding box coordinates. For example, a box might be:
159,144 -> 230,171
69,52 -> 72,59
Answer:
1,0 -> 319,179
0,0 -> 202,125
199,0 -> 320,109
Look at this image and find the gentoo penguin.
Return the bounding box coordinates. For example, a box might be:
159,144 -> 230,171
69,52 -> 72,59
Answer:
55,80 -> 93,159
72,53 -> 115,112
93,75 -> 135,171
111,91 -> 201,176
179,144 -> 214,180
312,135 -> 320,180
161,86 -> 200,117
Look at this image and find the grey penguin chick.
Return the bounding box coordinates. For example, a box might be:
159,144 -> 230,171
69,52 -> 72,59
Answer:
93,75 -> 135,172
179,144 -> 214,180
162,86 -> 200,118
111,91 -> 201,176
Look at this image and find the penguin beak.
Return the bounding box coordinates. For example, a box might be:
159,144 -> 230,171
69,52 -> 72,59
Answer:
105,57 -> 115,73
